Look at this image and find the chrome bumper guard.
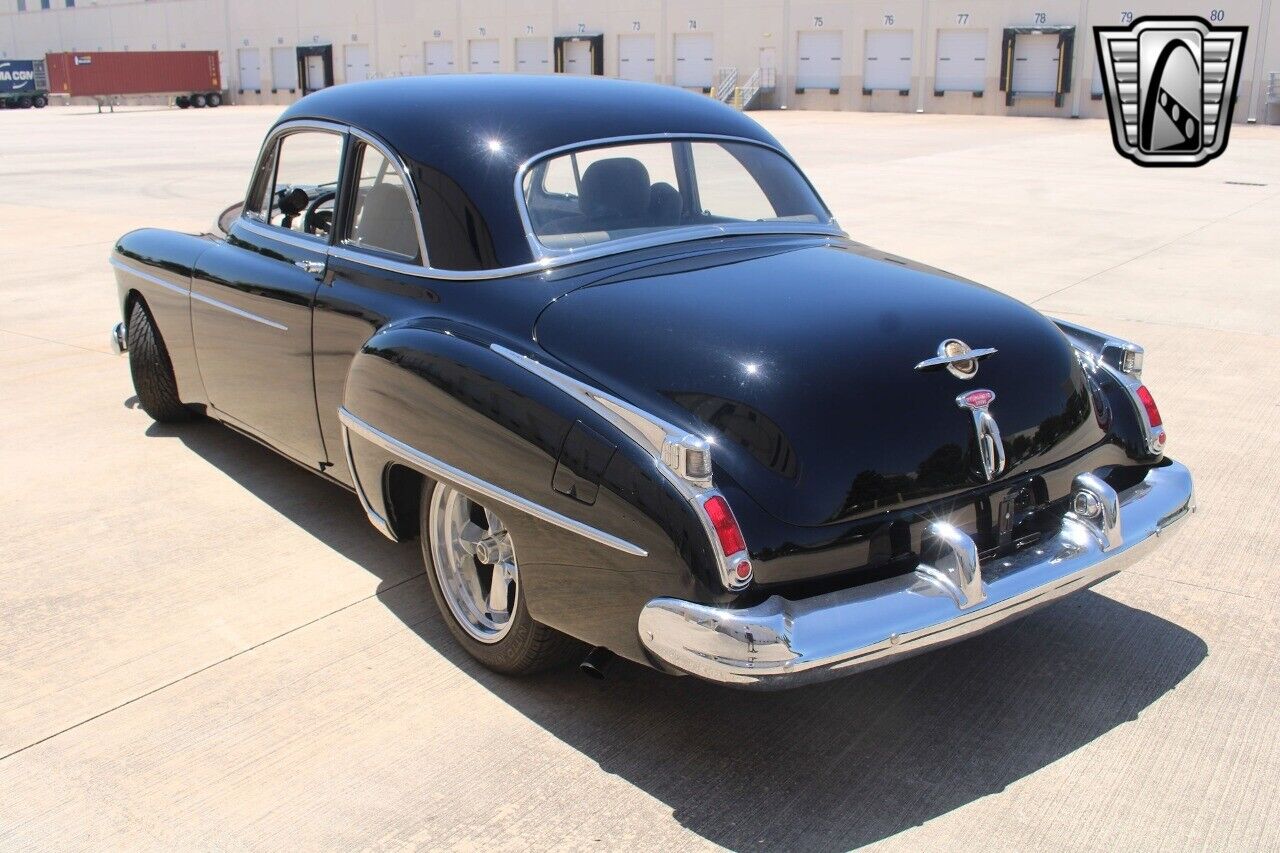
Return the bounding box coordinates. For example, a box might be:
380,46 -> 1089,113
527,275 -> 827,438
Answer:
638,461 -> 1195,690
110,321 -> 127,356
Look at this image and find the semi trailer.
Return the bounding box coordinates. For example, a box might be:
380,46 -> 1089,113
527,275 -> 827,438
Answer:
0,59 -> 50,109
44,50 -> 223,111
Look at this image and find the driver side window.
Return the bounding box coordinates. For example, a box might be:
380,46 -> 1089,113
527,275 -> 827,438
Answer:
267,130 -> 345,238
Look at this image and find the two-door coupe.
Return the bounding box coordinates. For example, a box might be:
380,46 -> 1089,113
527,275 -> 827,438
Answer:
110,76 -> 1194,688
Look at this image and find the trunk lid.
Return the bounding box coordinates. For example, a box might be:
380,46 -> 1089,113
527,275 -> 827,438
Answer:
535,242 -> 1102,526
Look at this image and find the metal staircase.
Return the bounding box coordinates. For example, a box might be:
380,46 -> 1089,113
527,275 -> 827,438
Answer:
712,66 -> 770,111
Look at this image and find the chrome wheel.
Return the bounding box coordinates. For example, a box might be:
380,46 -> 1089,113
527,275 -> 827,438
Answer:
427,483 -> 519,644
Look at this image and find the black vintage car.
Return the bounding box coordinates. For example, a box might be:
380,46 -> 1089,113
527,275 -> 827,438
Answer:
110,76 -> 1194,689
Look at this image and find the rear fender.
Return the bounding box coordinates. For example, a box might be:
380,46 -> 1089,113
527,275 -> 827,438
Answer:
339,319 -> 725,662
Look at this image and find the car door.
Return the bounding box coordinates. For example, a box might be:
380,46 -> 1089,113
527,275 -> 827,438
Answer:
191,122 -> 347,466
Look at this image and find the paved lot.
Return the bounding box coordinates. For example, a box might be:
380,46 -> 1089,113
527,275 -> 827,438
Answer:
1,104 -> 1277,851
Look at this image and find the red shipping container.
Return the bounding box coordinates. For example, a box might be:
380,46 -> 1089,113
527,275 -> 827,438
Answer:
45,50 -> 220,98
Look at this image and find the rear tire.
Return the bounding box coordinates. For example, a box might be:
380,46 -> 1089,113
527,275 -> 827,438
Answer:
126,300 -> 193,423
18,96 -> 32,109
207,93 -> 222,107
191,93 -> 207,108
420,480 -> 582,675
32,95 -> 47,108
176,96 -> 190,109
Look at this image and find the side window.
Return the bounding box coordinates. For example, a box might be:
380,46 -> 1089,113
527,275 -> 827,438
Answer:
541,155 -> 579,197
345,143 -> 422,261
267,130 -> 344,238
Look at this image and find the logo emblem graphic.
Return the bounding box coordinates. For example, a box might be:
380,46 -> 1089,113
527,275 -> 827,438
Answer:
956,389 -> 1006,482
1095,16 -> 1247,167
914,339 -> 998,379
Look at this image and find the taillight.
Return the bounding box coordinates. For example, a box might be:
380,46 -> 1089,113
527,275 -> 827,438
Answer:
1135,385 -> 1162,428
702,493 -> 752,590
703,495 -> 746,556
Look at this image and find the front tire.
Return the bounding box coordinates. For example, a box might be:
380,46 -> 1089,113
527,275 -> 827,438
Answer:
420,481 -> 581,674
126,300 -> 193,423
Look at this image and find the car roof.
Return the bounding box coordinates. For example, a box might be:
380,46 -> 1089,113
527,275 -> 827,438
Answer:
278,75 -> 780,168
275,76 -> 787,269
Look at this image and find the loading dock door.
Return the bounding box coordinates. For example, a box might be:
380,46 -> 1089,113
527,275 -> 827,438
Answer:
425,41 -> 455,74
271,46 -> 297,91
516,38 -> 549,73
563,40 -> 592,74
673,33 -> 714,88
864,30 -> 913,92
796,31 -> 842,91
617,34 -> 656,81
935,29 -> 986,93
238,47 -> 261,92
469,39 -> 500,73
1012,33 -> 1059,94
344,44 -> 370,83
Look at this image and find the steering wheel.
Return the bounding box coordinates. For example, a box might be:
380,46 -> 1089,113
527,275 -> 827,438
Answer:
302,189 -> 338,237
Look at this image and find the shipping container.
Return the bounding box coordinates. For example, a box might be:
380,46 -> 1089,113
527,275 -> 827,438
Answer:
45,50 -> 223,109
0,59 -> 50,108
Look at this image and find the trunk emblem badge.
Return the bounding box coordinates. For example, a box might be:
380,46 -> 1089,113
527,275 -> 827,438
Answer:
914,339 -> 998,379
956,389 -> 1007,482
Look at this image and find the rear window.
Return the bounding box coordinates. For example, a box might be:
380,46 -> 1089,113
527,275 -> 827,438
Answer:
521,139 -> 832,251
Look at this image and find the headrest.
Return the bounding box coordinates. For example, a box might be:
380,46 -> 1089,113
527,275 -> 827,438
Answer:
579,158 -> 651,221
648,182 -> 682,226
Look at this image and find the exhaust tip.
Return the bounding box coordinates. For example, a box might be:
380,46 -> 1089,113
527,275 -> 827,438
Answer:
579,646 -> 616,680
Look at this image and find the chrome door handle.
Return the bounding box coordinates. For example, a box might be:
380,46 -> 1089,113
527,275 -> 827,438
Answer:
295,260 -> 326,275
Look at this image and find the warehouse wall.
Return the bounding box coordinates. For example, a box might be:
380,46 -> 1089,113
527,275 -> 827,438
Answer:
1,0 -> 1276,123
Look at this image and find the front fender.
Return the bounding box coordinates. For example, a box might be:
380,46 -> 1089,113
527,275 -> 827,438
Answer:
339,319 -> 725,664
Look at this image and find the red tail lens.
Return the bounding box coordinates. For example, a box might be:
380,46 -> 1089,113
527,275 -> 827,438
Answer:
703,494 -> 747,556
1136,385 -> 1163,428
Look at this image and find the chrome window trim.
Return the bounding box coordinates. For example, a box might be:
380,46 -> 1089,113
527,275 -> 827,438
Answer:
339,406 -> 648,558
512,132 -> 844,262
110,257 -> 287,332
239,118 -> 349,240
344,125 -> 431,265
233,127 -> 843,282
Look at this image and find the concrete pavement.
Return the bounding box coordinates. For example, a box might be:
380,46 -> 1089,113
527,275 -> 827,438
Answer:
0,104 -> 1277,851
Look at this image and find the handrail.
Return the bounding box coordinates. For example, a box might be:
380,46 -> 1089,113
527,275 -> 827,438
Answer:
713,66 -> 738,102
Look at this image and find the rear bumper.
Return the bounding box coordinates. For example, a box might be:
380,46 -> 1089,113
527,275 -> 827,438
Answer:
638,460 -> 1194,690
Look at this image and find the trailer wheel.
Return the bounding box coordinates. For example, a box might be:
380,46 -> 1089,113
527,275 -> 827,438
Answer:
207,93 -> 222,107
18,96 -> 32,109
191,93 -> 207,108
33,95 -> 47,108
175,96 -> 190,109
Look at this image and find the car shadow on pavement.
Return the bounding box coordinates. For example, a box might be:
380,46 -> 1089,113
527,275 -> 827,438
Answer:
153,416 -> 1207,852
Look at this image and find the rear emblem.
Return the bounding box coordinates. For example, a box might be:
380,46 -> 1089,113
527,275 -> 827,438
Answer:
914,339 -> 997,379
956,389 -> 1006,482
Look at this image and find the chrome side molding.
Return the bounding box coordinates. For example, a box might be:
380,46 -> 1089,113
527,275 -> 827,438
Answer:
338,406 -> 648,558
110,257 -> 287,332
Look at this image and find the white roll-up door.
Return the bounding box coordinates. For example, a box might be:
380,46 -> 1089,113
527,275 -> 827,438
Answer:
344,44 -> 370,83
270,46 -> 297,90
516,38 -> 549,73
935,29 -> 987,92
618,34 -> 656,81
424,41 -> 455,74
796,31 -> 842,90
673,33 -> 714,88
469,39 -> 500,74
864,30 -> 913,91
1012,33 -> 1060,94
238,47 -> 261,91
563,39 -> 593,75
